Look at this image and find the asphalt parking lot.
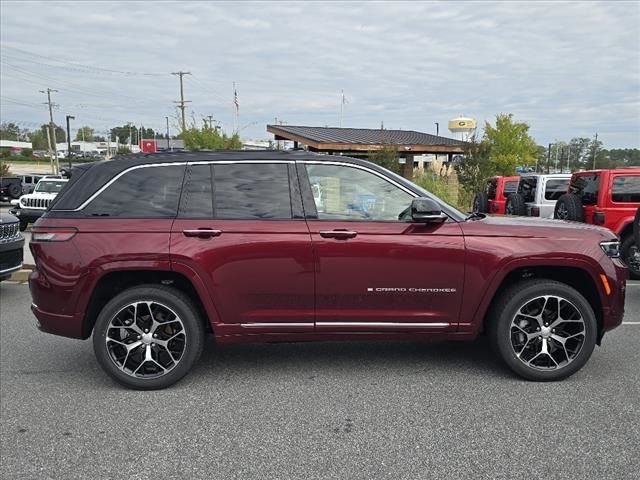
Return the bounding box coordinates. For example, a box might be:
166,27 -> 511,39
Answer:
1,282 -> 639,479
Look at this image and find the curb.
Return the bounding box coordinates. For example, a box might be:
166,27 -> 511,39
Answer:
8,265 -> 34,283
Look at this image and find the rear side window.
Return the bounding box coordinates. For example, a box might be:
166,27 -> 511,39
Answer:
486,179 -> 497,200
517,177 -> 537,203
611,176 -> 640,203
544,179 -> 570,201
85,165 -> 185,217
179,165 -> 214,218
503,180 -> 518,198
569,174 -> 599,205
213,163 -> 292,219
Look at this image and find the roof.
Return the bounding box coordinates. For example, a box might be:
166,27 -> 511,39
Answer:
267,125 -> 465,153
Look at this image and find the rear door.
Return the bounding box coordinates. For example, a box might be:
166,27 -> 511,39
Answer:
170,161 -> 315,335
299,161 -> 464,333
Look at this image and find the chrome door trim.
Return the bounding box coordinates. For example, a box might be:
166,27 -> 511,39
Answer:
240,323 -> 314,328
316,322 -> 450,328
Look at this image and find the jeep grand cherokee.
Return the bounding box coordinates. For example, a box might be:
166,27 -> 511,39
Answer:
28,151 -> 627,389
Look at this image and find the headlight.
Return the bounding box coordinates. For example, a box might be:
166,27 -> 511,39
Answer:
600,240 -> 620,258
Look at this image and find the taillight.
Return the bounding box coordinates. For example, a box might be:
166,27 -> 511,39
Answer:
530,207 -> 540,217
593,211 -> 605,225
31,227 -> 77,242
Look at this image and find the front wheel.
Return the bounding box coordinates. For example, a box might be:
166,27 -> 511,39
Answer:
488,279 -> 597,381
92,284 -> 205,390
621,235 -> 640,280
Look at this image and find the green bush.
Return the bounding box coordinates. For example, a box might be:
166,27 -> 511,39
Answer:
413,170 -> 468,211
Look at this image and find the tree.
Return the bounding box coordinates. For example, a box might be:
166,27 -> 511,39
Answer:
368,145 -> 400,174
75,126 -> 95,142
483,113 -> 538,174
179,119 -> 241,150
28,124 -> 66,150
454,134 -> 495,198
0,122 -> 24,141
110,124 -> 159,144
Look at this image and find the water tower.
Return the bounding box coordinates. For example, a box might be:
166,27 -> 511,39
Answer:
448,116 -> 477,142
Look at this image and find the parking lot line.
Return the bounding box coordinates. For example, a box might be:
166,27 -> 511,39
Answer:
622,322 -> 640,325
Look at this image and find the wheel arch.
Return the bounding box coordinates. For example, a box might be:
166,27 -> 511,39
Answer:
82,269 -> 214,339
478,265 -> 605,344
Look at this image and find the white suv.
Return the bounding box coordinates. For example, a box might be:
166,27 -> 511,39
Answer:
505,174 -> 571,219
10,177 -> 68,230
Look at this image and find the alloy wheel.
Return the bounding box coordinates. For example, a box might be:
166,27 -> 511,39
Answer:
510,295 -> 585,370
105,301 -> 186,378
556,203 -> 568,219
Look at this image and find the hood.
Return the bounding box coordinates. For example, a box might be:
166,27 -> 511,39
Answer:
21,192 -> 59,199
461,214 -> 617,240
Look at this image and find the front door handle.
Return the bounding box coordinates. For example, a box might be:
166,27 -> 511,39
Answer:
319,229 -> 358,240
183,229 -> 222,239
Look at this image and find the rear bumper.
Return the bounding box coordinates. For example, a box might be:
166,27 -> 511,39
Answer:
31,302 -> 84,339
0,240 -> 24,279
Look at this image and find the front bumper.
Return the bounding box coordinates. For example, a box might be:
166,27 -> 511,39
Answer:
0,236 -> 25,278
10,207 -> 46,223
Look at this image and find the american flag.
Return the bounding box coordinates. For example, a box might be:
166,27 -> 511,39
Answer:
233,83 -> 239,113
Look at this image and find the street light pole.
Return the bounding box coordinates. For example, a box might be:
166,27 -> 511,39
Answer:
435,122 -> 439,137
165,116 -> 170,151
66,115 -> 74,171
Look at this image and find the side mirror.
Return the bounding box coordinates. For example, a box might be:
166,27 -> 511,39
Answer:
410,197 -> 446,224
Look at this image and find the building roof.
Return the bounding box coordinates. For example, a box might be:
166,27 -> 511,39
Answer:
267,125 -> 465,153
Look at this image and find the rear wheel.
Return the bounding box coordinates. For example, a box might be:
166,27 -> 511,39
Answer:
505,193 -> 526,216
554,194 -> 584,222
488,279 -> 597,381
621,235 -> 640,280
92,284 -> 205,390
8,183 -> 21,199
473,192 -> 489,213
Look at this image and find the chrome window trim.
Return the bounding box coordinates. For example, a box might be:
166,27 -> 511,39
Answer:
54,160 -> 295,212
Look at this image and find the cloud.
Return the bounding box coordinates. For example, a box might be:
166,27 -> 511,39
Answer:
1,0 -> 638,147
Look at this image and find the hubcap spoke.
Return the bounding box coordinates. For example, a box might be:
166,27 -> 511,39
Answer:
510,294 -> 585,371
105,301 -> 186,379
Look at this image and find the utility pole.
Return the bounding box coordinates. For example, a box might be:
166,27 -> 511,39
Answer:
66,115 -> 74,170
165,116 -> 171,151
546,143 -> 553,174
45,127 -> 54,174
172,71 -> 191,132
207,115 -> 214,129
592,132 -> 598,169
40,88 -> 59,174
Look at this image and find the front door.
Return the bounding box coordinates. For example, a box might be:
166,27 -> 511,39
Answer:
170,162 -> 315,336
299,161 -> 465,333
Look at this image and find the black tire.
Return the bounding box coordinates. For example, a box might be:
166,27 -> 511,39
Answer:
92,284 -> 205,390
554,193 -> 584,222
505,193 -> 526,216
19,220 -> 28,231
620,235 -> 640,280
8,183 -> 21,199
487,279 -> 597,381
473,192 -> 489,213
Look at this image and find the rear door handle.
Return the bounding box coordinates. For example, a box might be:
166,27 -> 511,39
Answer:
183,229 -> 222,238
319,229 -> 358,240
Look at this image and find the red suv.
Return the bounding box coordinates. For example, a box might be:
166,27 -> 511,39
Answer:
554,168 -> 640,279
473,176 -> 520,215
29,152 -> 627,389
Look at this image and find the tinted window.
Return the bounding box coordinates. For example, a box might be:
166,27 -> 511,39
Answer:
85,165 -> 184,217
611,176 -> 640,203
569,174 -> 599,205
517,177 -> 538,203
305,164 -> 413,221
213,163 -> 292,219
36,180 -> 66,193
179,165 -> 213,218
544,179 -> 570,201
503,180 -> 518,198
486,179 -> 497,200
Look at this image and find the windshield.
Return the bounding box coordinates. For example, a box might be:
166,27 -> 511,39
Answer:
35,180 -> 66,193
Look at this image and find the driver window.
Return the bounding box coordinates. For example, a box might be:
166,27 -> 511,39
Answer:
305,164 -> 413,221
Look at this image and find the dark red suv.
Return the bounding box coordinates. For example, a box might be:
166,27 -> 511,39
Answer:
29,151 -> 627,389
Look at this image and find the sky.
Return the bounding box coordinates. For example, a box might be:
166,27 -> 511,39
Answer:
1,0 -> 639,148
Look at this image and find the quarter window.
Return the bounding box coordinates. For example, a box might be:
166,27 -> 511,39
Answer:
213,163 -> 292,219
611,176 -> 640,203
304,164 -> 413,221
544,179 -> 570,201
85,165 -> 185,217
